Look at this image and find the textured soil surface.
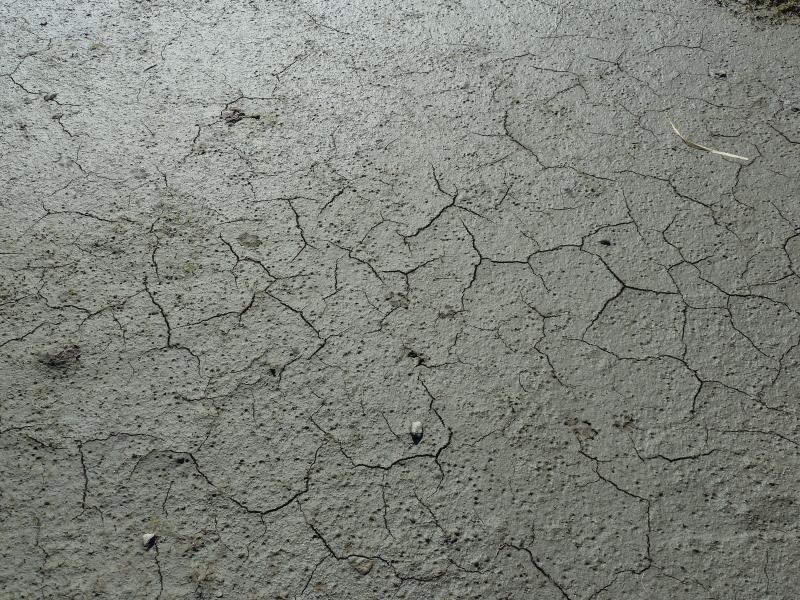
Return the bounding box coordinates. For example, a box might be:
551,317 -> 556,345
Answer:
741,0 -> 800,16
1,1 -> 799,598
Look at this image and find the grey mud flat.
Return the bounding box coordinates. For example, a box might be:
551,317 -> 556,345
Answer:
1,1 -> 798,599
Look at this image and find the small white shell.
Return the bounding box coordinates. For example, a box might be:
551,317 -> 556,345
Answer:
142,533 -> 156,548
410,421 -> 423,444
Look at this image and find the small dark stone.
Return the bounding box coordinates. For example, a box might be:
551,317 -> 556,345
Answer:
599,239 -> 612,246
237,232 -> 262,248
38,344 -> 80,369
224,108 -> 246,125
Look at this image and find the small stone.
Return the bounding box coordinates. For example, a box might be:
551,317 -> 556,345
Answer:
237,232 -> 262,248
142,533 -> 157,549
223,107 -> 246,125
38,344 -> 80,369
353,559 -> 374,575
410,421 -> 423,445
44,92 -> 57,101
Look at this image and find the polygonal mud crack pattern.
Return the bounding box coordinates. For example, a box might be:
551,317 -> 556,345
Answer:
0,0 -> 799,598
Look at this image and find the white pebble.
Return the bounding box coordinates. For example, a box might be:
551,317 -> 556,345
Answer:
411,421 -> 423,444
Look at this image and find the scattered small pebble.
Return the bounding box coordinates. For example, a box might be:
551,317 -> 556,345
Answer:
37,344 -> 80,369
224,107 -> 246,125
353,559 -> 374,575
237,232 -> 262,248
142,533 -> 157,549
410,421 -> 423,445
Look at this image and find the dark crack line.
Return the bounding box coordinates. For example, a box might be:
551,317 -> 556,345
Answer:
0,321 -> 55,348
504,543 -> 574,600
143,277 -> 202,370
153,542 -> 164,600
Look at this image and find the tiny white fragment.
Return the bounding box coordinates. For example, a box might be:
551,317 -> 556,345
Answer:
142,533 -> 156,549
410,421 -> 423,444
668,118 -> 750,162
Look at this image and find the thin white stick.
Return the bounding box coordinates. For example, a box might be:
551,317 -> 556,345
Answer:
668,118 -> 750,162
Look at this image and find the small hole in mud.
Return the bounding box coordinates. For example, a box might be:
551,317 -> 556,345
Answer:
599,240 -> 612,246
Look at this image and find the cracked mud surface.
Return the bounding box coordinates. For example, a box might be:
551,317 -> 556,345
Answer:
1,1 -> 799,598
